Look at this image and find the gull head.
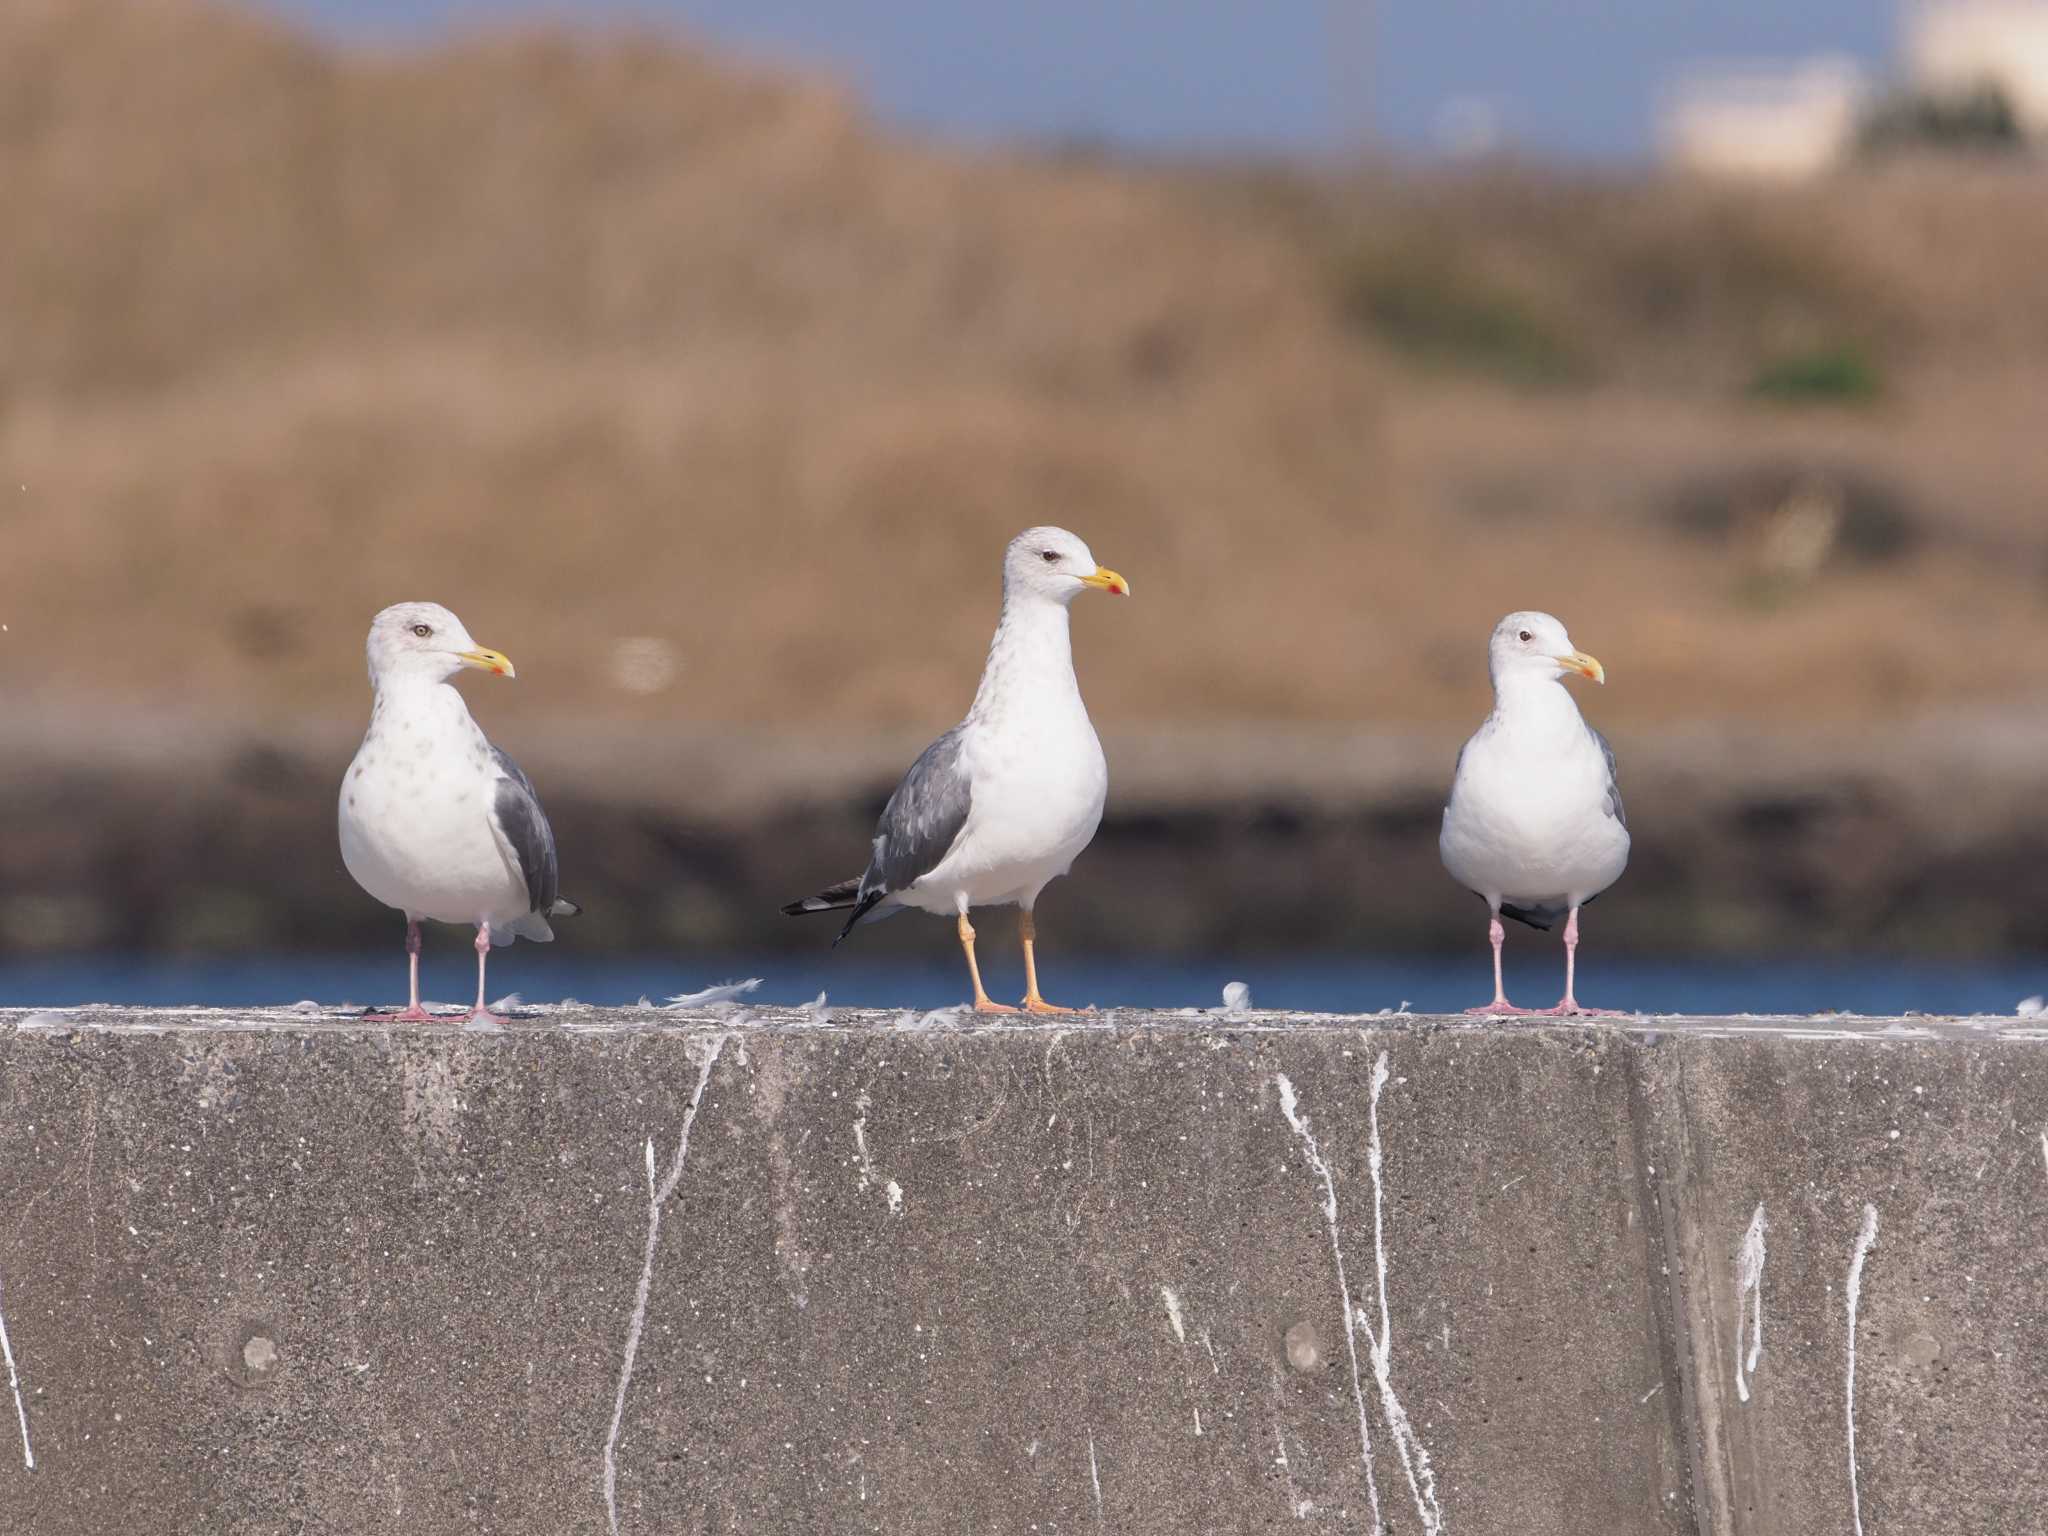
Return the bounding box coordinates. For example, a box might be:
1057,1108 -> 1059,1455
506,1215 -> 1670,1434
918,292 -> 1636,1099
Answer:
1003,526 -> 1130,605
1489,610 -> 1605,687
365,601 -> 516,687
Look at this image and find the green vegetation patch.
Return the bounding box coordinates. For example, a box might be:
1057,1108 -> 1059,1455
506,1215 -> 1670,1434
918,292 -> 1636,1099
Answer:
1746,343 -> 1883,406
1857,83 -> 2025,157
1334,249 -> 1588,388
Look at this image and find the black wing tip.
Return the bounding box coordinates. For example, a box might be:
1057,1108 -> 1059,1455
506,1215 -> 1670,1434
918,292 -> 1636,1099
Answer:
785,878 -> 863,919
832,890 -> 887,946
1498,902 -> 1557,932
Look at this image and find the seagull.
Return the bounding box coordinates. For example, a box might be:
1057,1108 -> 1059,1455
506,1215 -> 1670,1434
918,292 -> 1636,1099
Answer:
338,602 -> 579,1024
782,527 -> 1130,1013
1440,611 -> 1629,1016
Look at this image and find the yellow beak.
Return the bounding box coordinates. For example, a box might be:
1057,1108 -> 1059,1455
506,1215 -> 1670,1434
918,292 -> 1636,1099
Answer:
1560,649 -> 1605,685
457,647 -> 516,679
1079,565 -> 1131,597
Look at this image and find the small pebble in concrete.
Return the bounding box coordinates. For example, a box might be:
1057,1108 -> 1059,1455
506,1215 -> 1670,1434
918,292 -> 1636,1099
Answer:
1284,1320 -> 1323,1372
228,1322 -> 281,1388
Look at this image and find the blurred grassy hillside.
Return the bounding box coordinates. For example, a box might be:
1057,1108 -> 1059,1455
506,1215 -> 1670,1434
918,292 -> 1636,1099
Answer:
2,0 -> 2047,740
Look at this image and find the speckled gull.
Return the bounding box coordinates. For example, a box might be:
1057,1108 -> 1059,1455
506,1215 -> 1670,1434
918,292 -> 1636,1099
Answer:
1439,610 -> 1629,1015
782,527 -> 1130,1013
339,602 -> 579,1024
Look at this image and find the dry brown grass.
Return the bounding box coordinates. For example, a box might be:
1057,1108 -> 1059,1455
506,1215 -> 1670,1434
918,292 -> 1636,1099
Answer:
3,0 -> 2047,745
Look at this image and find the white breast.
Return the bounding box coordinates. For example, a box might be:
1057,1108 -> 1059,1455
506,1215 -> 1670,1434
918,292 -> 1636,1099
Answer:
338,686 -> 530,927
909,698 -> 1107,913
1441,724 -> 1629,908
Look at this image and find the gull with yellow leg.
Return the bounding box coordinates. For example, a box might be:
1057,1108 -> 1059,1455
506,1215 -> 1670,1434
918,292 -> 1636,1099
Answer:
784,527 -> 1130,1013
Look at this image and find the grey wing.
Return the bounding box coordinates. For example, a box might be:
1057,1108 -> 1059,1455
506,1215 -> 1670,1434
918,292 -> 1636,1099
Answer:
1446,737 -> 1470,805
1591,727 -> 1626,827
863,726 -> 973,898
1444,728 -> 1483,817
490,745 -> 561,914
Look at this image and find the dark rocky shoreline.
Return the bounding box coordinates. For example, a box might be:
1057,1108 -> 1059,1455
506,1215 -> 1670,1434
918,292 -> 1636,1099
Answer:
4,716 -> 2044,959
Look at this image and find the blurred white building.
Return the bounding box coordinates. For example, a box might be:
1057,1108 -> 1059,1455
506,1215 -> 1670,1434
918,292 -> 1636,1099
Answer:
1904,0 -> 2048,131
1432,95 -> 1505,159
1659,58 -> 1873,179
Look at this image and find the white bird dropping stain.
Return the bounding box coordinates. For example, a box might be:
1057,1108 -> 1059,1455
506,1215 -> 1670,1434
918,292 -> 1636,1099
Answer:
1845,1204 -> 1880,1536
852,1093 -> 876,1191
1160,1286 -> 1186,1343
1359,1053 -> 1442,1535
1275,1072 -> 1385,1535
602,1034 -> 727,1536
1159,1287 -> 1202,1434
854,1092 -> 905,1215
0,1275 -> 31,1469
1273,1418 -> 1312,1518
1734,1203 -> 1767,1404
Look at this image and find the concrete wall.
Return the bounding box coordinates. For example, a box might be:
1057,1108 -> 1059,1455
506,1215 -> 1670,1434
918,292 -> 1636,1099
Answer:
0,1005 -> 2043,1534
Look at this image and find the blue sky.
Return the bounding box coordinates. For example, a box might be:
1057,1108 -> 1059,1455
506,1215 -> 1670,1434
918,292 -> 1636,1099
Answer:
266,1 -> 1901,159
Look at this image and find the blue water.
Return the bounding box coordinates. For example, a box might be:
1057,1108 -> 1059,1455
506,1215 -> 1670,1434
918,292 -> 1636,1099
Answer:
1,950 -> 2042,1018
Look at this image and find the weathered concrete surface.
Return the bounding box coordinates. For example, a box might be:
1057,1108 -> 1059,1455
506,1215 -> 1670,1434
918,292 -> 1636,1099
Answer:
0,1005 -> 2043,1534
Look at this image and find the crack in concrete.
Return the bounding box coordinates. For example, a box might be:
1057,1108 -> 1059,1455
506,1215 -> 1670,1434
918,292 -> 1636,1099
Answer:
1275,1071 -> 1385,1536
1357,1051 -> 1441,1533
0,1274 -> 31,1470
1846,1203 -> 1881,1536
1157,1285 -> 1205,1437
602,1033 -> 728,1536
1271,1402 -> 1312,1520
1087,1430 -> 1105,1530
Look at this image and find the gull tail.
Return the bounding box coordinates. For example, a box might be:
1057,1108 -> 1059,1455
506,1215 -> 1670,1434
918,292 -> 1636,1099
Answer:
782,879 -> 862,917
780,880 -> 889,946
1500,891 -> 1600,932
1499,901 -> 1561,932
504,896 -> 583,944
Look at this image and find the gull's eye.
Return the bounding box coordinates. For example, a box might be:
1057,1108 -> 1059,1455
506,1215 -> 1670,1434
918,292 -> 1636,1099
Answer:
1040,550 -> 1060,564
412,623 -> 433,638
1518,629 -> 1533,643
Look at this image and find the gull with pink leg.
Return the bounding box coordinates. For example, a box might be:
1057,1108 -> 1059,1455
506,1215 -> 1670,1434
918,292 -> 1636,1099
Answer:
1440,611 -> 1630,1018
338,602 -> 580,1026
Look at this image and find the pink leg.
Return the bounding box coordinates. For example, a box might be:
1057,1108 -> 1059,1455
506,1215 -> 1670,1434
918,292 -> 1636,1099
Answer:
1535,907 -> 1622,1017
466,924 -> 505,1025
363,920 -> 435,1022
1465,915 -> 1533,1015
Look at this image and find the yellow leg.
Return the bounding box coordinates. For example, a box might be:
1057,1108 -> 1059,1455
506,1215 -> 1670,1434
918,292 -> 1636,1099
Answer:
958,913 -> 1016,1014
1019,911 -> 1082,1015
